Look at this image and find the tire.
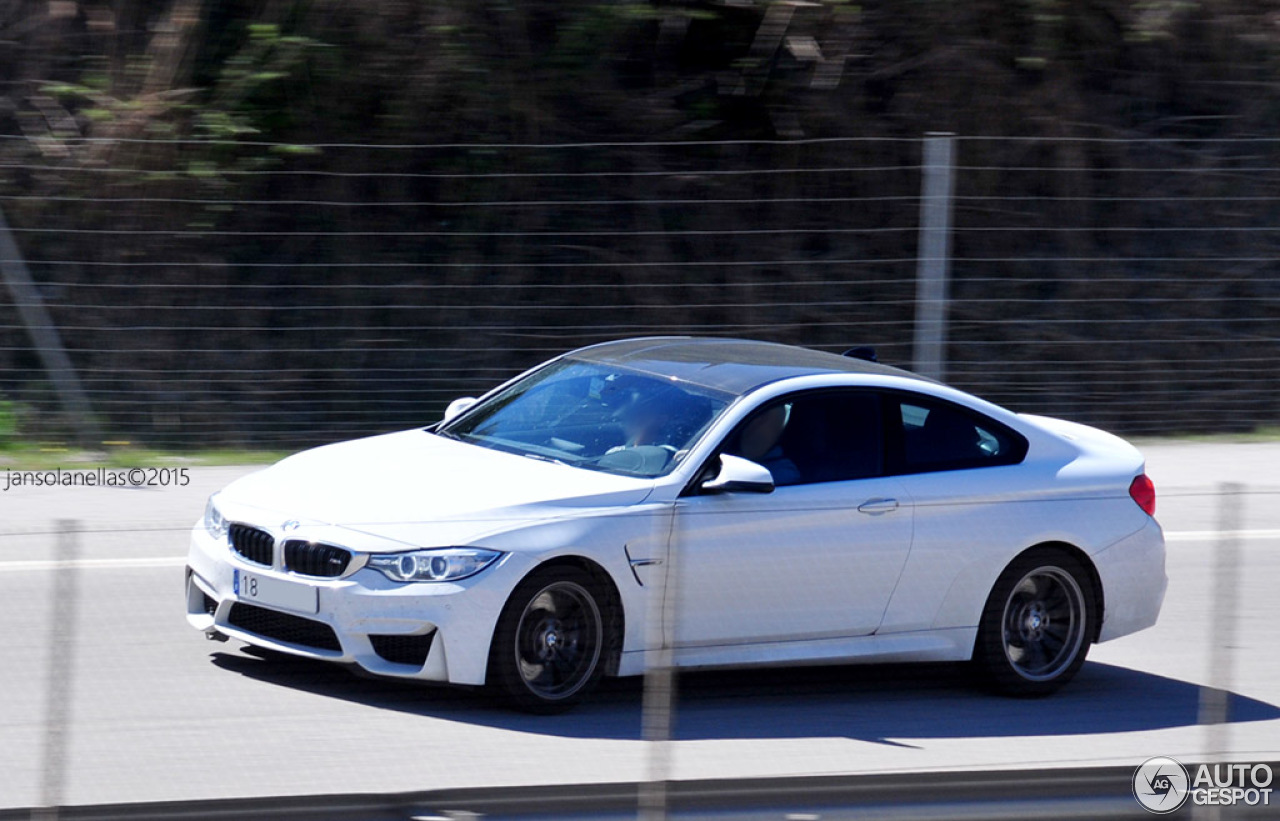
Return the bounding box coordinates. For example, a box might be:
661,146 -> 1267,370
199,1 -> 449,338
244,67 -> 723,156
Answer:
973,548 -> 1096,696
488,566 -> 607,713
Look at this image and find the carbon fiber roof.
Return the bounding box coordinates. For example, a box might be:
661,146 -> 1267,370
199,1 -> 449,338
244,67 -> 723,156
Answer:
569,337 -> 925,396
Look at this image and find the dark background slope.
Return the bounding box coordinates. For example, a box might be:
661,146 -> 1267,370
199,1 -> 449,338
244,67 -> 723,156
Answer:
1,1 -> 1277,447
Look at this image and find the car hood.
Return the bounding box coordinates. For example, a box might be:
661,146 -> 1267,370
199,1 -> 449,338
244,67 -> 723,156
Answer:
217,429 -> 657,546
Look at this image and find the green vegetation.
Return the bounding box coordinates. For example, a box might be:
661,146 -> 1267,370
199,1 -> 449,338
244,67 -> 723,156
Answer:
0,399 -> 16,445
0,442 -> 287,470
1,1 -> 1277,446
1134,427 -> 1280,446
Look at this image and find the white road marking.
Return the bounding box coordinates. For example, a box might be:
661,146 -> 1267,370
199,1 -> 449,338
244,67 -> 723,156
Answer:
1164,529 -> 1280,542
0,529 -> 1275,573
0,556 -> 187,573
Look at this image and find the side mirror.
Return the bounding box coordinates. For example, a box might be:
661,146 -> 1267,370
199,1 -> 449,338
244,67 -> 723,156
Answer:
700,454 -> 775,495
443,396 -> 478,423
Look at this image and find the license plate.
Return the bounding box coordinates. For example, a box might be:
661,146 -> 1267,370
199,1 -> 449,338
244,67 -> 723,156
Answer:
233,568 -> 318,615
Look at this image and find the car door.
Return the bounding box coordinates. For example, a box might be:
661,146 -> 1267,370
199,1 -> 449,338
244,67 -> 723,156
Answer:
875,391 -> 1033,634
668,389 -> 915,647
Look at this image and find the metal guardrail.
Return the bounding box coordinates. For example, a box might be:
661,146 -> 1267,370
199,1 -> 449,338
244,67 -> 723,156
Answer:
6,764 -> 1279,821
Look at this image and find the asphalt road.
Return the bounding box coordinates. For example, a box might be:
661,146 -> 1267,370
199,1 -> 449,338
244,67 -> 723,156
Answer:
0,441 -> 1277,810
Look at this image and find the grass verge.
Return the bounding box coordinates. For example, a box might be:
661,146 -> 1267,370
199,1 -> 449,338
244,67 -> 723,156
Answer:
0,442 -> 288,470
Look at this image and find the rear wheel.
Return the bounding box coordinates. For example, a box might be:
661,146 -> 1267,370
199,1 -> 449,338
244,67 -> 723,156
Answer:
974,549 -> 1095,696
488,567 -> 606,713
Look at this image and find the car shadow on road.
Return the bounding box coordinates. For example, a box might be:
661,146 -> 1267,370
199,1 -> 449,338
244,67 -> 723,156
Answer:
208,648 -> 1280,746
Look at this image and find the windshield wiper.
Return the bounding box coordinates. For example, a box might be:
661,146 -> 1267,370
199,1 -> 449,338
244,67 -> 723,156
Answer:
521,452 -> 570,467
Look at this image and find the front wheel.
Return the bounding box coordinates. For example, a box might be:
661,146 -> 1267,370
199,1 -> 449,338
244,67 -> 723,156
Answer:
974,549 -> 1096,696
488,567 -> 606,713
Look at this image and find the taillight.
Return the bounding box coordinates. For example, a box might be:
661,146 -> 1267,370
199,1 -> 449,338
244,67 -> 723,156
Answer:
1129,474 -> 1156,516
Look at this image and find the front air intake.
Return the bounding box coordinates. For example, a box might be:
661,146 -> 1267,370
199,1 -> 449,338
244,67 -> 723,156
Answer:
227,603 -> 341,652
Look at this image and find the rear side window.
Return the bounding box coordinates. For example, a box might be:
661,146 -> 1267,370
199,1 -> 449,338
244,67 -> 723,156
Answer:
890,395 -> 1026,474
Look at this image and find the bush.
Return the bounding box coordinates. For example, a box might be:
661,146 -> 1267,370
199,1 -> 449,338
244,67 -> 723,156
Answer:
0,399 -> 16,445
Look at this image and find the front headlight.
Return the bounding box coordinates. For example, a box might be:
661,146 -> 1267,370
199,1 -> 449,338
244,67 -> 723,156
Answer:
368,548 -> 502,583
203,494 -> 228,542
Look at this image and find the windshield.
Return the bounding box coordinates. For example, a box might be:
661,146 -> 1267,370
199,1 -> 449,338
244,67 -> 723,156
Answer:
437,358 -> 734,477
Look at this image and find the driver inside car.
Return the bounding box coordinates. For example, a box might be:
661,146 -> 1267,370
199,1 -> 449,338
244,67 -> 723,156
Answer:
599,388 -> 715,475
618,392 -> 677,448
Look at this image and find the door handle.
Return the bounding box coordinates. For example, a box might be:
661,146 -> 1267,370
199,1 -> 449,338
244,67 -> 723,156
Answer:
857,498 -> 899,515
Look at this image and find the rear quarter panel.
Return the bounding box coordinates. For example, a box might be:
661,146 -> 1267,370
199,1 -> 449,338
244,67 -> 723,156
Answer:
879,416 -> 1154,635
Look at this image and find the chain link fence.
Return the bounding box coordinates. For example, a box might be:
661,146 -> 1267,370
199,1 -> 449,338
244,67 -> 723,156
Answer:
2,135 -> 1278,449
1,136 -> 1279,818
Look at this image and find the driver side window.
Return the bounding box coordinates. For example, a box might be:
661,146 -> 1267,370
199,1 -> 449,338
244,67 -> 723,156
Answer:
723,391 -> 883,486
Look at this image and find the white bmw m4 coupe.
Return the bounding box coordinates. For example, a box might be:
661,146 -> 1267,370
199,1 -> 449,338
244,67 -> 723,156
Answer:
187,337 -> 1166,712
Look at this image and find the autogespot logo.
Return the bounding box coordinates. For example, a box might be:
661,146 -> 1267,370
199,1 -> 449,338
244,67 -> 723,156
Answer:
1134,757 -> 1275,813
1133,756 -> 1190,814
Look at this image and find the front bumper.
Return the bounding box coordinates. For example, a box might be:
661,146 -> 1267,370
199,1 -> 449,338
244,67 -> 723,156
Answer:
185,523 -> 517,685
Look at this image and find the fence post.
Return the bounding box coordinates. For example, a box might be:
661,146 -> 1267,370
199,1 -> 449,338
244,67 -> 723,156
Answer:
913,133 -> 955,381
0,207 -> 101,447
33,520 -> 81,821
638,659 -> 676,821
638,512 -> 681,821
1194,484 -> 1242,821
